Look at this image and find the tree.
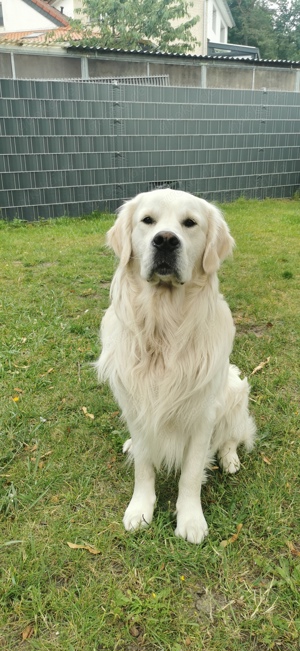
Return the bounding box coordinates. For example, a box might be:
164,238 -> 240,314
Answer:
228,0 -> 300,60
268,0 -> 300,59
228,0 -> 277,58
72,0 -> 200,54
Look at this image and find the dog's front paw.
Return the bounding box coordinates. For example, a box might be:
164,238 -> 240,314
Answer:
175,506 -> 208,544
123,496 -> 155,532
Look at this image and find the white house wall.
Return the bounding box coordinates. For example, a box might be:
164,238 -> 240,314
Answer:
207,0 -> 231,44
189,0 -> 233,55
52,0 -> 82,20
186,0 -> 205,55
0,0 -> 56,32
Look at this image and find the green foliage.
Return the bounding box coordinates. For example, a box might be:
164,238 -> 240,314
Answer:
228,0 -> 277,58
228,0 -> 300,60
72,0 -> 200,53
270,0 -> 300,59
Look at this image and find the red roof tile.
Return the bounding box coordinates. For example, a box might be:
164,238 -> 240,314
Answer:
0,26 -> 81,45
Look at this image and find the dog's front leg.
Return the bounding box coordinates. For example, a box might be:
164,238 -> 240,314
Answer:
123,451 -> 156,532
175,430 -> 211,544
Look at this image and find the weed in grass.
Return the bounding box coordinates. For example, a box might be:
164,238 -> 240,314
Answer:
0,200 -> 299,650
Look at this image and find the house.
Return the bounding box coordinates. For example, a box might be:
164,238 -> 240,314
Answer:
0,0 -> 234,56
46,1 -> 82,20
0,0 -> 70,34
189,0 -> 235,55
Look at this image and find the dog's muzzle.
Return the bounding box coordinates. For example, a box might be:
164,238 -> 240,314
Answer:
149,231 -> 181,281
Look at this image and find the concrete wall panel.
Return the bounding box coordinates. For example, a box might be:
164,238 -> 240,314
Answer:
0,51 -> 12,78
14,54 -> 81,79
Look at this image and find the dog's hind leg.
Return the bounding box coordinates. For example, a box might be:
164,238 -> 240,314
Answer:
218,441 -> 241,474
123,438 -> 132,454
212,365 -> 256,474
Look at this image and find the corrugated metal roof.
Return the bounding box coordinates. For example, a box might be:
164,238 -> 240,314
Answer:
66,44 -> 300,68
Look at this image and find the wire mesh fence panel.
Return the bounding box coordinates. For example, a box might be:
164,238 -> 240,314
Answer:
0,79 -> 299,220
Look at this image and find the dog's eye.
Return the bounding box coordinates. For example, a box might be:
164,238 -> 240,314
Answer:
142,216 -> 155,225
183,218 -> 197,228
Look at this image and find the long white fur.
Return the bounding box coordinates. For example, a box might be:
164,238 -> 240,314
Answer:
96,189 -> 256,544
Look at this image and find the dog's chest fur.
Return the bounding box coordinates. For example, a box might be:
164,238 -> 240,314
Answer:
98,270 -> 235,460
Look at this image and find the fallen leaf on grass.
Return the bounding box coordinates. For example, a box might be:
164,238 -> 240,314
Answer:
250,356 -> 270,376
13,363 -> 30,369
40,450 -> 53,459
129,624 -> 140,638
67,542 -> 101,555
220,524 -> 243,548
286,541 -> 300,557
40,368 -> 54,377
30,451 -> 52,465
261,454 -> 271,465
22,624 -> 34,641
81,406 -> 95,420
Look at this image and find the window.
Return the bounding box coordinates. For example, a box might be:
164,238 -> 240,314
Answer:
212,6 -> 217,34
0,3 -> 4,28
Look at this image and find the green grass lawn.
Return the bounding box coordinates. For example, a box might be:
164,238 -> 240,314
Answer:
0,199 -> 299,651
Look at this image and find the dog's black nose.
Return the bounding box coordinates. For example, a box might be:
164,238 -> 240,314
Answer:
152,231 -> 180,251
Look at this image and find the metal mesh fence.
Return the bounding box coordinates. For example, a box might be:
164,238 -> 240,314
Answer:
85,76 -> 170,85
0,78 -> 299,220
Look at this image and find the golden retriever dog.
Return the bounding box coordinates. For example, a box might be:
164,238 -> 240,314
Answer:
96,189 -> 255,544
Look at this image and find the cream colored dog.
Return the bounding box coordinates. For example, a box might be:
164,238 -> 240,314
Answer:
96,189 -> 255,544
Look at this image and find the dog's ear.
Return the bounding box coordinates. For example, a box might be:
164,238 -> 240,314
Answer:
202,204 -> 235,274
106,198 -> 135,267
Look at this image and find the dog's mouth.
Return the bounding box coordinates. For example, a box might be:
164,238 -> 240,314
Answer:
154,262 -> 173,275
148,260 -> 182,285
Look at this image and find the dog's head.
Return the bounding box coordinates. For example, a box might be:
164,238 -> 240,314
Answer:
107,189 -> 234,286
